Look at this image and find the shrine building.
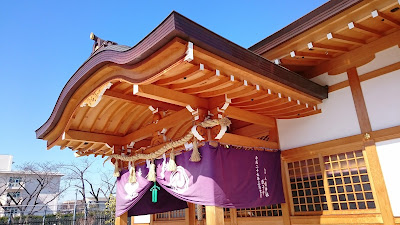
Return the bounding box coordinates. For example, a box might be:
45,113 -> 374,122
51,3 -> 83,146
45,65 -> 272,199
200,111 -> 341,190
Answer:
36,0 -> 400,224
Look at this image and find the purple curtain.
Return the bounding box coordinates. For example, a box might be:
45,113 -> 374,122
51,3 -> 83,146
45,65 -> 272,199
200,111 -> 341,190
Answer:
116,143 -> 284,217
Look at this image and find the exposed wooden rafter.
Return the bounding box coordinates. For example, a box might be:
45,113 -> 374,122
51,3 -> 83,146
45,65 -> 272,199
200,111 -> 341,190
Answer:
133,84 -> 208,109
327,33 -> 365,45
219,133 -> 278,149
372,10 -> 400,29
307,42 -> 349,53
348,22 -> 382,37
290,50 -> 333,60
104,90 -> 183,111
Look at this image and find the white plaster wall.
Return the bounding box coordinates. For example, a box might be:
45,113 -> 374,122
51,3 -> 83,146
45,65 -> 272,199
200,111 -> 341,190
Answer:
277,87 -> 360,150
357,45 -> 400,75
310,45 -> 400,87
361,69 -> 400,131
376,138 -> 400,217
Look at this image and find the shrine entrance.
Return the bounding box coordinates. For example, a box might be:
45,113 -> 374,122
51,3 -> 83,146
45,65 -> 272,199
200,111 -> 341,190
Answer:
36,12 -> 327,225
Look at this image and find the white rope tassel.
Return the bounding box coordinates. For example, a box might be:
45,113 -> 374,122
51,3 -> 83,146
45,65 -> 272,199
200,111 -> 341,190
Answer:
167,149 -> 177,171
190,137 -> 201,162
128,162 -> 136,183
113,159 -> 120,177
147,160 -> 156,182
196,204 -> 203,221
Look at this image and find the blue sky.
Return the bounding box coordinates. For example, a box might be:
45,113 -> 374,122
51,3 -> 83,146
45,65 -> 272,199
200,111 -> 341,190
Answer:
0,0 -> 327,199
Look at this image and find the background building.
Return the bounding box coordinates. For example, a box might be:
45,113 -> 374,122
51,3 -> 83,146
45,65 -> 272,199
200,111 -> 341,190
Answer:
0,155 -> 63,216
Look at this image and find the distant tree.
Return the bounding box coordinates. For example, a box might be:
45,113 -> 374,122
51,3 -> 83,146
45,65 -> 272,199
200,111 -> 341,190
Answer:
100,171 -> 116,201
62,157 -> 116,218
62,158 -> 93,218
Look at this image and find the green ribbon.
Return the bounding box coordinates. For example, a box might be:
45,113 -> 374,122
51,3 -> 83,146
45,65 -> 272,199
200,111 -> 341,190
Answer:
150,182 -> 160,203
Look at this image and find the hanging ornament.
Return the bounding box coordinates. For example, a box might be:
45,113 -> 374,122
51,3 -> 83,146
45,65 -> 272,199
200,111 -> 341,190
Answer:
147,160 -> 156,182
150,182 -> 160,203
196,204 -> 203,221
190,137 -> 201,162
128,161 -> 136,183
167,149 -> 177,171
113,159 -> 120,177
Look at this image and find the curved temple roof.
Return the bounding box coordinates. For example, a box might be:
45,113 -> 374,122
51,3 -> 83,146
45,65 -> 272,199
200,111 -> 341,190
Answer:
249,0 -> 363,55
36,12 -> 328,149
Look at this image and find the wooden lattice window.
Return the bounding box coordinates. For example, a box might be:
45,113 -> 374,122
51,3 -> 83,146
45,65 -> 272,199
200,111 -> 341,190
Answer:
324,150 -> 376,211
223,208 -> 230,218
287,158 -> 328,213
236,204 -> 282,217
155,209 -> 185,221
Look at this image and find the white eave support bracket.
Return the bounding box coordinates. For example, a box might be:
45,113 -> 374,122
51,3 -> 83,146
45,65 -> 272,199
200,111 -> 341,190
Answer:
184,42 -> 194,62
186,105 -> 199,121
217,95 -> 231,119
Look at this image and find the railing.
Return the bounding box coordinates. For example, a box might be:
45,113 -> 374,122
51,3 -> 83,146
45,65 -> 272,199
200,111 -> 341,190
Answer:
0,203 -> 113,225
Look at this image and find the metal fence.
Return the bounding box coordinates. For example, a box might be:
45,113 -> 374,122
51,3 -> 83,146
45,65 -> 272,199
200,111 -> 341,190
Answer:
0,203 -> 119,225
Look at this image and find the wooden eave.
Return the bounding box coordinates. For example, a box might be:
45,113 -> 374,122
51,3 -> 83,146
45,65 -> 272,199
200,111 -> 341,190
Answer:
36,12 -> 327,140
36,12 -> 330,157
249,0 -> 400,78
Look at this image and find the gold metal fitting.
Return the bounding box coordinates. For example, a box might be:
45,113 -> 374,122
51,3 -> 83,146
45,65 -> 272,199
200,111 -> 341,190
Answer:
364,133 -> 371,140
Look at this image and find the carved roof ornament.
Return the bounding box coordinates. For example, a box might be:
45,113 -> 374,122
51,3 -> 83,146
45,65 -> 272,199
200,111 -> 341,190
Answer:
80,82 -> 112,108
90,32 -> 118,54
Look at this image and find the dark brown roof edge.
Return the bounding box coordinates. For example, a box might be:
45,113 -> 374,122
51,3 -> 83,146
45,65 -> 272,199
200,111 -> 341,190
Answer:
249,0 -> 363,55
36,11 -> 327,139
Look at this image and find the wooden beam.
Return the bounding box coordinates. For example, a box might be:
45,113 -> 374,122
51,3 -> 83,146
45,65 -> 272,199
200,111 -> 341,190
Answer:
133,84 -> 208,109
123,108 -> 192,143
219,133 -> 279,149
290,50 -> 332,60
224,106 -> 276,128
348,22 -> 382,37
327,33 -> 365,45
186,203 -> 196,225
307,42 -> 349,53
230,208 -> 238,225
63,130 -> 124,145
231,124 -> 269,138
347,67 -> 372,133
363,144 -> 395,225
279,58 -> 320,66
306,30 -> 400,77
372,10 -> 400,29
205,206 -> 224,225
282,124 -> 400,161
104,90 -> 183,111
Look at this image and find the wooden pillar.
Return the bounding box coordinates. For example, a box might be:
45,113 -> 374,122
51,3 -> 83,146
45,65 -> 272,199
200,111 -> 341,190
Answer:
186,203 -> 196,225
131,216 -> 135,224
280,160 -> 292,225
347,67 -> 372,133
364,143 -> 395,225
205,206 -> 224,225
150,214 -> 154,225
115,212 -> 128,225
229,208 -> 238,225
274,119 -> 292,225
347,67 -> 395,225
